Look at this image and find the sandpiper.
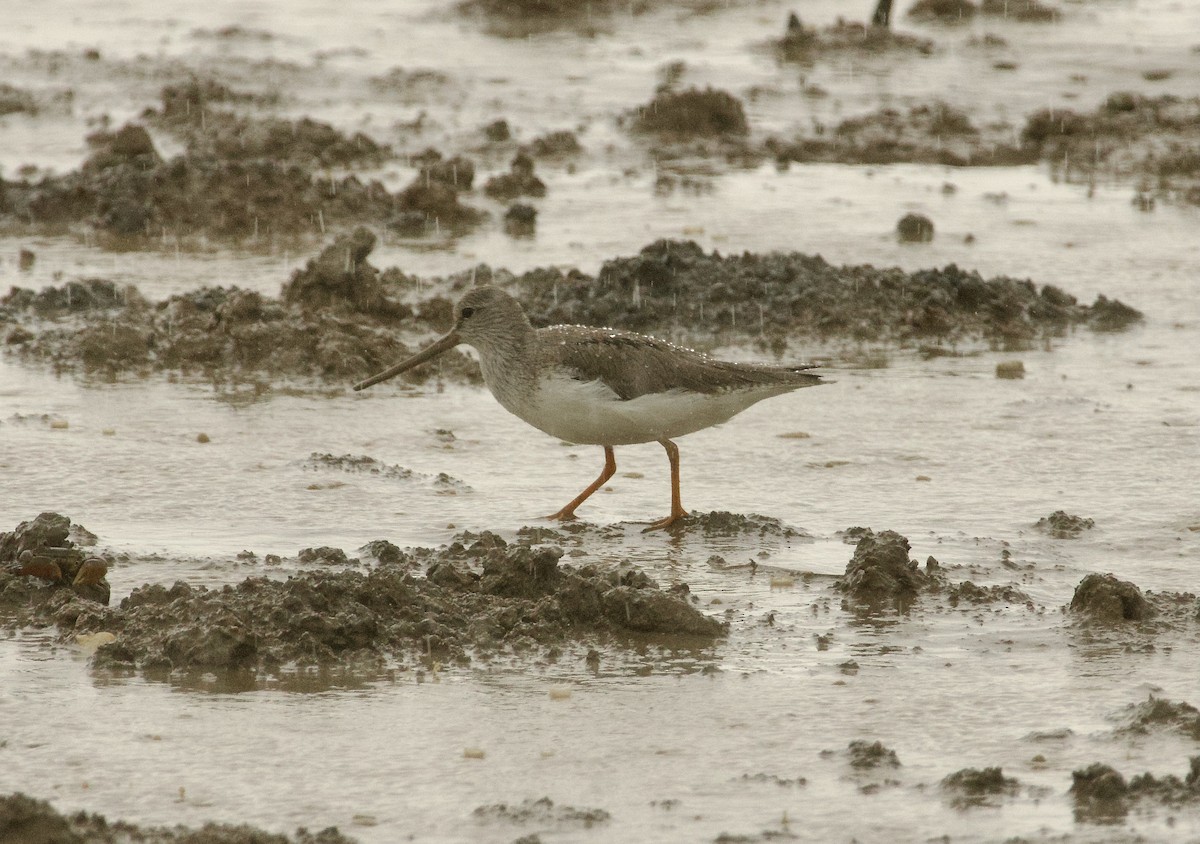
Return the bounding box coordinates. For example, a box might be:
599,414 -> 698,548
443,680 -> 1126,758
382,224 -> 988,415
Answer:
355,285 -> 823,530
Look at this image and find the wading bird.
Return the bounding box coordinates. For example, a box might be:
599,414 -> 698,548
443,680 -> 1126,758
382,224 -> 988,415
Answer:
355,285 -> 823,530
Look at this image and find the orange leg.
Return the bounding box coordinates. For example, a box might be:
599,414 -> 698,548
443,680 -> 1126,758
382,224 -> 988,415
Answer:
643,438 -> 688,532
547,445 -> 616,522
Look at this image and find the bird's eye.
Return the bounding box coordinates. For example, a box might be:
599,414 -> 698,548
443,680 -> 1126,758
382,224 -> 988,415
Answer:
461,307 -> 475,319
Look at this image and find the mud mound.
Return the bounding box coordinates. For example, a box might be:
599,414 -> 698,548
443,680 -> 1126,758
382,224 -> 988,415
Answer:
515,240 -> 1141,348
631,87 -> 749,137
941,767 -> 1019,807
1035,510 -> 1094,537
1069,573 -> 1153,623
0,791 -> 357,844
10,535 -> 726,677
835,529 -> 933,607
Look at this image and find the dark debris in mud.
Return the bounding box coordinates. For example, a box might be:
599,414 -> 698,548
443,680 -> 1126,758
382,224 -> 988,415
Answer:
1,515 -> 725,679
0,791 -> 358,844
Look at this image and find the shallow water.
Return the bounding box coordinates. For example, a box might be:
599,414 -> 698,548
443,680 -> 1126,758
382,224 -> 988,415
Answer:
3,0 -> 1200,841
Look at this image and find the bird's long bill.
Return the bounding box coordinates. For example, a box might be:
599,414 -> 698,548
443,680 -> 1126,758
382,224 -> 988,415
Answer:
353,330 -> 462,391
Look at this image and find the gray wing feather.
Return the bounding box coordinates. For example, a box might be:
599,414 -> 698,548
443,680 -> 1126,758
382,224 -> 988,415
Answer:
542,325 -> 823,401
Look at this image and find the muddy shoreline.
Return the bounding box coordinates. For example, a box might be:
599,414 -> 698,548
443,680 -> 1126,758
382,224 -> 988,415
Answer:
3,1 -> 1199,841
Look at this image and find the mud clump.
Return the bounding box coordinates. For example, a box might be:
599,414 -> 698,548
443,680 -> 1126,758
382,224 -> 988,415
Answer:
504,203 -> 537,237
1035,510 -> 1094,537
1069,573 -> 1154,623
389,149 -> 486,236
31,535 -> 726,678
1071,763 -> 1130,822
483,152 -> 547,201
0,791 -> 358,844
941,767 -> 1019,807
281,228 -> 409,318
835,529 -> 932,607
631,87 -> 749,137
0,82 -> 39,117
848,740 -> 901,769
897,213 -> 935,243
515,239 -> 1141,350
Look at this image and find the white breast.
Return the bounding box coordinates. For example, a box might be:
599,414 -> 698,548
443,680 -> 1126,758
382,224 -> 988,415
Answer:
489,370 -> 792,446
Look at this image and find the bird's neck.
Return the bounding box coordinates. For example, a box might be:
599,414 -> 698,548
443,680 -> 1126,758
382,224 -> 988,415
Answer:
475,323 -> 540,396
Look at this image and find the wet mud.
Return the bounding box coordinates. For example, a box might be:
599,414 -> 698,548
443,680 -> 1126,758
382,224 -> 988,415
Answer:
0,792 -> 357,844
0,514 -> 724,680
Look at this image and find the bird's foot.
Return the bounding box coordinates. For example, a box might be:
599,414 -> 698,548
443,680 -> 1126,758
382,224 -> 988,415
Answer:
642,509 -> 689,533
